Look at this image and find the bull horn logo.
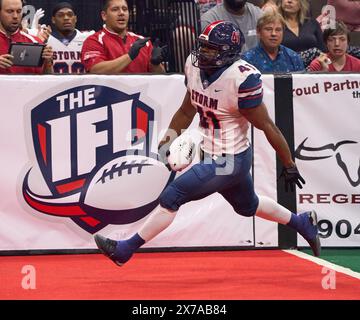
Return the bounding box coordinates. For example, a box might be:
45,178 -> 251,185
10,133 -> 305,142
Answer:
295,138 -> 360,187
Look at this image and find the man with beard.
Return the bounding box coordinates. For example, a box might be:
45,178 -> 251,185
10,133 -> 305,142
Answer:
201,0 -> 263,53
81,0 -> 165,74
47,2 -> 94,74
0,0 -> 53,74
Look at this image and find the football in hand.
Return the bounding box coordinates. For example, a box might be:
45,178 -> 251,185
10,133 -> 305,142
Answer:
167,134 -> 196,171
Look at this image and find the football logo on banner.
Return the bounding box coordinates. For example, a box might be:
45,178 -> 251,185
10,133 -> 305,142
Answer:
22,85 -> 175,233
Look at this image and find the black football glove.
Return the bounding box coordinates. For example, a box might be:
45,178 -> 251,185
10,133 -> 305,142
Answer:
128,37 -> 150,60
280,165 -> 305,192
150,38 -> 167,65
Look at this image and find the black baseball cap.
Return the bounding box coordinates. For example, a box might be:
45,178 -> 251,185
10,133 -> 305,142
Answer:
52,2 -> 75,16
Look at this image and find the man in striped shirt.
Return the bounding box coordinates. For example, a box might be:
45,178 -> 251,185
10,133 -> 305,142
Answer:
0,0 -> 53,74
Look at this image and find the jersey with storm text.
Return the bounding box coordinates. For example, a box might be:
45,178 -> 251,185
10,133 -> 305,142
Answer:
47,30 -> 94,74
185,55 -> 263,155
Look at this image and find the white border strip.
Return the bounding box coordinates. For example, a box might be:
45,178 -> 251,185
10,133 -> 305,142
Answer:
283,249 -> 360,280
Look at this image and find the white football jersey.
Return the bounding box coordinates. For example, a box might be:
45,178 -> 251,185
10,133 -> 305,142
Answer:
47,30 -> 94,74
185,55 -> 263,156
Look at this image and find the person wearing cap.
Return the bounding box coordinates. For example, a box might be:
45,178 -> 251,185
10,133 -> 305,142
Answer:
47,2 -> 94,74
0,0 -> 54,74
81,0 -> 166,74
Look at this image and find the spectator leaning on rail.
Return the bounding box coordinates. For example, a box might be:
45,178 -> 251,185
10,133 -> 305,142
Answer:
81,0 -> 166,74
242,11 -> 304,73
308,20 -> 360,72
201,0 -> 263,53
0,0 -> 53,74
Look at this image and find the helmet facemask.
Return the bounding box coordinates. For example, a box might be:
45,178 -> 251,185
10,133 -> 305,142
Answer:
192,40 -> 241,70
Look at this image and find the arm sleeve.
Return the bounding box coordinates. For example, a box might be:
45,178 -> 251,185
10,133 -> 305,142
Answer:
241,51 -> 252,64
308,59 -> 322,71
237,73 -> 264,109
81,35 -> 108,72
294,54 -> 305,71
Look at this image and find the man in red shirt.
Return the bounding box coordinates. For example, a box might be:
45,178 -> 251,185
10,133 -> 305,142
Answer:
309,21 -> 360,72
0,0 -> 54,74
81,0 -> 165,74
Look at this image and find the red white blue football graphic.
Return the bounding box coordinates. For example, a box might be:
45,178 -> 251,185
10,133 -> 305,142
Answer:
83,154 -> 172,211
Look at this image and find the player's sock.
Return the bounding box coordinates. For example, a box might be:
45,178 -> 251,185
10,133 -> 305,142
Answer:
138,205 -> 177,242
108,234 -> 145,265
287,211 -> 318,241
256,196 -> 310,234
126,233 -> 146,251
255,196 -> 292,225
286,213 -> 303,230
109,206 -> 176,265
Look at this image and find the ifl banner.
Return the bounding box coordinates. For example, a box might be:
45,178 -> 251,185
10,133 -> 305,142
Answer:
293,74 -> 360,247
0,74 -> 265,251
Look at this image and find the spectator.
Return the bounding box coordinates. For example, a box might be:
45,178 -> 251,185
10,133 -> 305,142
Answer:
308,21 -> 360,72
242,11 -> 304,72
279,0 -> 325,53
81,0 -> 165,74
201,0 -> 263,53
278,0 -> 326,68
47,2 -> 94,74
0,0 -> 53,74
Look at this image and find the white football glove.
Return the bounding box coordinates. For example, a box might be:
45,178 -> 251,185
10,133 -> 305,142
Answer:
26,8 -> 45,36
31,8 -> 45,30
167,134 -> 196,172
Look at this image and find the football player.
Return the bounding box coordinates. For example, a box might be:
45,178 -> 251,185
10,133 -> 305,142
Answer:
47,2 -> 94,74
94,21 -> 321,265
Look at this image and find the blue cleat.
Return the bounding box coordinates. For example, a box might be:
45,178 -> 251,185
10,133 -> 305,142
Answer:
298,211 -> 321,257
94,234 -> 133,266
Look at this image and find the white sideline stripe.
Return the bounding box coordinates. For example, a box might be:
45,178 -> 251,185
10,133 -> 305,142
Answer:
283,249 -> 360,280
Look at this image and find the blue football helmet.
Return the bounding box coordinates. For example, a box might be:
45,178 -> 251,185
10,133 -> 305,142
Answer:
192,21 -> 245,70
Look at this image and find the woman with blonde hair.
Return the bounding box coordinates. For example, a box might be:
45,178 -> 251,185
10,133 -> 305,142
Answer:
278,0 -> 326,66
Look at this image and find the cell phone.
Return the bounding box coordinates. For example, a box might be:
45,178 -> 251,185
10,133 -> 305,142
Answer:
8,42 -> 45,67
